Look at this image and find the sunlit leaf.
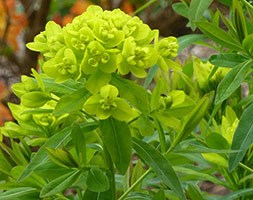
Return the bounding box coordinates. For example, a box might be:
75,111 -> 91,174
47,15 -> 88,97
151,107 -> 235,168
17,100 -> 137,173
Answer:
100,117 -> 132,174
229,103 -> 253,171
133,138 -> 186,200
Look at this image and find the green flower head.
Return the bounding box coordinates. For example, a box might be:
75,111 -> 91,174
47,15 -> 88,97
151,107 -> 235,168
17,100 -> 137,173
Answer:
81,41 -> 118,74
83,85 -> 137,121
27,21 -> 65,59
43,48 -> 80,82
156,36 -> 179,71
118,37 -> 158,78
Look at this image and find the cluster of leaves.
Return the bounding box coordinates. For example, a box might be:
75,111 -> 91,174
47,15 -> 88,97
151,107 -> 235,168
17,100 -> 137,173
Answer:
172,0 -> 253,198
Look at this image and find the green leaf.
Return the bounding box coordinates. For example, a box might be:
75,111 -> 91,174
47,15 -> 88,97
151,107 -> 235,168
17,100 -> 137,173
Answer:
0,148 -> 13,175
18,126 -> 73,181
111,74 -> 150,114
53,88 -> 91,116
40,169 -> 80,197
43,77 -> 83,95
83,189 -> 114,200
71,125 -> 87,167
85,70 -> 112,94
215,60 -> 252,105
195,21 -> 244,51
187,184 -> 205,200
152,190 -> 165,200
124,192 -> 152,200
144,65 -> 158,89
206,132 -> 229,150
21,91 -> 51,108
188,0 -> 213,30
172,2 -> 189,18
223,188 -> 253,200
47,148 -> 78,168
86,166 -> 110,192
133,138 -> 186,200
229,103 -> 253,171
171,92 -> 214,149
100,118 -> 132,174
0,187 -> 38,199
130,160 -> 144,192
232,0 -> 248,43
209,53 -> 247,68
150,79 -> 167,111
243,34 -> 253,57
178,34 -> 207,54
174,166 -> 229,187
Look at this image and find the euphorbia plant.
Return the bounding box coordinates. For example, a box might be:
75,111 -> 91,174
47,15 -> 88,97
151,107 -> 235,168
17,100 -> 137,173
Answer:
0,5 -> 217,200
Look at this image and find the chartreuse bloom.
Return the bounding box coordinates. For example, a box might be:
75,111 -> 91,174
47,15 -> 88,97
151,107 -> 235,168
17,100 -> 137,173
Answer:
81,41 -> 118,75
26,4 -> 179,83
63,25 -> 94,59
43,48 -> 80,82
26,21 -> 65,59
83,85 -> 137,121
118,37 -> 158,78
156,36 -> 179,71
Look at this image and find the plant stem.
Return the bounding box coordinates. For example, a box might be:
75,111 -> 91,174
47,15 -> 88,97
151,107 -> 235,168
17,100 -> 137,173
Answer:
134,0 -> 158,15
118,168 -> 152,200
103,144 -> 117,199
154,118 -> 167,153
242,0 -> 253,10
239,162 -> 253,173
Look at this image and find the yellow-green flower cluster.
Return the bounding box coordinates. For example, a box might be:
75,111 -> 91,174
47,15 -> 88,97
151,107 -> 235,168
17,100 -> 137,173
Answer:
27,5 -> 178,94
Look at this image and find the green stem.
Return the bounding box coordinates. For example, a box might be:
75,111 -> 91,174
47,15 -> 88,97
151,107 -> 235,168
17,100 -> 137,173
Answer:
239,162 -> 253,173
103,144 -> 116,199
118,168 -> 152,200
154,118 -> 167,153
81,110 -> 99,124
134,0 -> 158,15
241,0 -> 253,10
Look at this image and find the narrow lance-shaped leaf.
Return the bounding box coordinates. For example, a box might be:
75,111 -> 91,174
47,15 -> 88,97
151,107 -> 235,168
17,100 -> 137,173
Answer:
133,138 -> 186,200
229,103 -> 253,171
171,92 -> 214,150
223,188 -> 253,200
195,21 -> 244,52
0,187 -> 38,200
178,34 -> 207,54
215,60 -> 252,105
53,88 -> 91,116
172,2 -> 189,18
100,117 -> 132,174
86,166 -> 110,192
18,122 -> 98,181
71,125 -> 87,167
18,127 -> 73,181
188,0 -> 213,30
209,53 -> 247,68
40,169 -> 80,197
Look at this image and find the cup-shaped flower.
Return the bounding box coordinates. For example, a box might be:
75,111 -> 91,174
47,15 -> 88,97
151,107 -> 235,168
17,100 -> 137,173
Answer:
118,37 -> 158,78
156,36 -> 179,71
81,41 -> 118,74
123,17 -> 154,43
43,48 -> 80,82
93,19 -> 125,48
26,21 -> 65,59
12,76 -> 40,98
63,25 -> 94,59
83,85 -> 136,121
